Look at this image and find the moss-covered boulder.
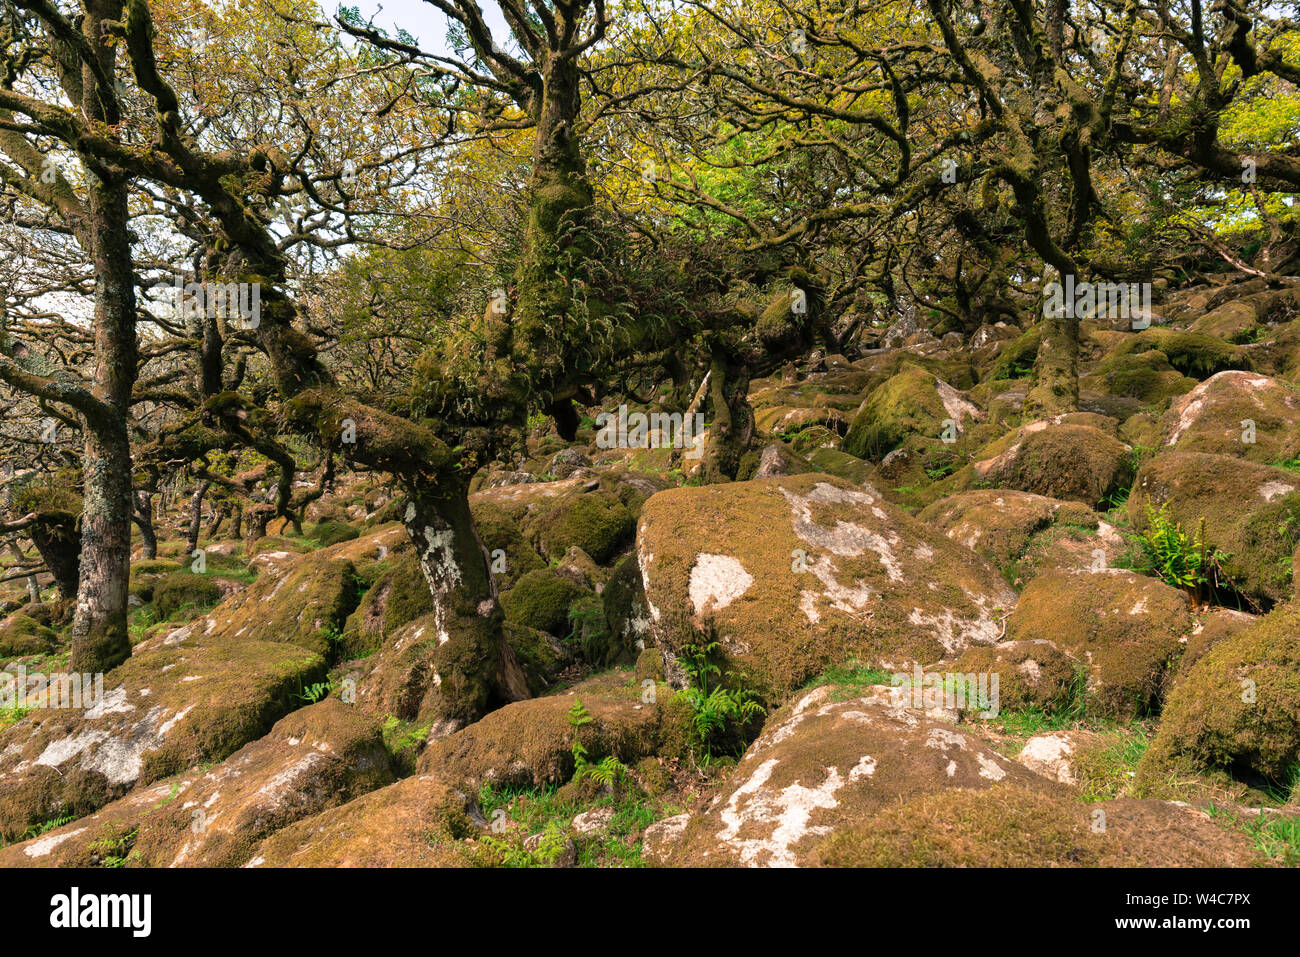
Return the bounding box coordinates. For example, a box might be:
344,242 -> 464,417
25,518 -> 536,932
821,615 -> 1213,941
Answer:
804,447 -> 874,484
152,572 -> 222,621
201,548 -> 364,660
528,489 -> 635,564
246,535 -> 312,559
350,609 -> 563,741
0,624 -> 326,842
0,614 -> 57,658
984,326 -> 1041,382
844,363 -> 983,460
469,500 -> 544,590
636,474 -> 1017,699
1157,370 -> 1300,465
1138,601 -> 1300,786
971,420 -> 1134,509
127,560 -> 183,602
663,684 -> 1049,866
1129,451 -> 1300,607
417,670 -> 692,789
599,554 -> 653,664
500,567 -> 591,636
1109,329 -> 1251,379
918,489 -> 1120,587
753,405 -> 849,441
948,639 -> 1078,714
310,520 -> 361,547
248,773 -> 474,867
341,546 -> 433,657
746,442 -> 816,480
0,699 -> 393,867
810,782 -> 1264,867
1006,570 -> 1192,719
1082,349 -> 1197,404
1171,608 -> 1260,689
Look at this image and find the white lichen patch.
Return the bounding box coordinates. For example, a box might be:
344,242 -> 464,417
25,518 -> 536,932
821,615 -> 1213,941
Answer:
1258,480 -> 1295,502
1018,733 -> 1078,784
715,758 -> 843,867
782,484 -> 904,580
935,378 -> 982,427
24,826 -> 87,859
688,554 -> 754,615
34,704 -> 196,786
907,606 -> 1001,655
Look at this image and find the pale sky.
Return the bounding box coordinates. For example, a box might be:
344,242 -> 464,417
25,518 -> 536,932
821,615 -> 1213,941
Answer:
339,0 -> 513,55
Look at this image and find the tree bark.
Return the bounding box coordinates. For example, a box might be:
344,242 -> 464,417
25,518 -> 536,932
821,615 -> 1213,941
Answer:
402,474 -> 529,710
185,480 -> 210,557
26,513 -> 80,599
700,349 -> 754,483
132,490 -> 157,561
70,166 -> 138,674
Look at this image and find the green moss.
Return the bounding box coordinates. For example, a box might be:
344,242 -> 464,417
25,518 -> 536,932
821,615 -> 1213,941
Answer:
986,327 -> 1042,382
529,490 -> 634,564
500,568 -> 591,636
600,555 -> 648,665
420,671 -> 692,789
341,549 -> 433,657
152,573 -> 222,621
844,363 -> 954,460
950,641 -> 1079,714
128,560 -> 183,602
1113,330 -> 1251,378
470,501 -> 544,589
0,615 -> 57,658
201,554 -> 363,661
813,783 -> 1096,867
247,535 -> 311,559
9,473 -> 82,516
1087,349 -> 1196,402
1129,452 -> 1300,607
804,447 -> 873,484
982,424 -> 1134,509
634,647 -> 666,684
1008,571 -> 1192,720
505,621 -> 565,695
1139,602 -> 1300,786
310,521 -> 361,548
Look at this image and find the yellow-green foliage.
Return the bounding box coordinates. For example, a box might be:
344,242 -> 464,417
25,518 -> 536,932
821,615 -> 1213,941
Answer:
1130,452 -> 1300,607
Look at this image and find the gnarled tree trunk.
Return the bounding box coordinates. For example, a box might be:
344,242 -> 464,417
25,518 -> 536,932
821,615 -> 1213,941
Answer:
70,167 -> 139,675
